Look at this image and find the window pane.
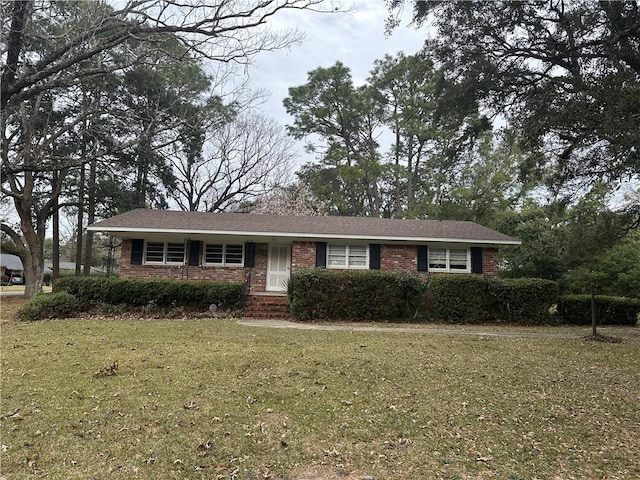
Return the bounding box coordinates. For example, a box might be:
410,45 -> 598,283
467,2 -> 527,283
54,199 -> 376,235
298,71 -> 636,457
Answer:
225,244 -> 244,264
449,249 -> 468,270
145,242 -> 164,263
166,242 -> 185,263
205,244 -> 223,264
348,245 -> 367,267
428,248 -> 447,269
328,245 -> 346,267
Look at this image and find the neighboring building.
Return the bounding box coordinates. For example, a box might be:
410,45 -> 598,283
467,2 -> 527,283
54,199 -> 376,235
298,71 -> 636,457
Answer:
44,262 -> 104,275
0,253 -> 24,284
88,209 -> 520,317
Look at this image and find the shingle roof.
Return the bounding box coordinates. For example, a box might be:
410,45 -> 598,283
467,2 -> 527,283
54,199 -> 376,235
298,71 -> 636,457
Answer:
88,209 -> 520,245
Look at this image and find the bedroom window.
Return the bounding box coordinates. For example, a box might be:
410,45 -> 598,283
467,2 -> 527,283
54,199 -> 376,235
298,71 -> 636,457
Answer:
204,243 -> 244,266
428,247 -> 470,272
327,244 -> 368,269
144,241 -> 185,265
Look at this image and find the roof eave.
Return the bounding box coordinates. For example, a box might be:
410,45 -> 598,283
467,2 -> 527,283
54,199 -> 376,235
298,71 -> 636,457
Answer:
87,225 -> 522,246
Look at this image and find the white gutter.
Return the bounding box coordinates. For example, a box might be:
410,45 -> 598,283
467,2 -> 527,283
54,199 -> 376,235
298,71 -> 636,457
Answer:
87,225 -> 522,246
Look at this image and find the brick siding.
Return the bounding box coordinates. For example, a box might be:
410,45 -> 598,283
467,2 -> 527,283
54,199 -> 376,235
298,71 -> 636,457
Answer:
247,243 -> 268,294
482,247 -> 499,278
291,241 -> 316,271
120,239 -> 267,288
121,239 -> 501,281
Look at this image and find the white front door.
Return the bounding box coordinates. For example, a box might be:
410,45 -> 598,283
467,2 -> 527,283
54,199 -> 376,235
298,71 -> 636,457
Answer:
267,244 -> 291,292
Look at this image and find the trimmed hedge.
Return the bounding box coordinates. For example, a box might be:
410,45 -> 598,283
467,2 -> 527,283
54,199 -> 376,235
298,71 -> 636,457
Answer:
557,295 -> 640,326
422,274 -> 488,323
54,276 -> 111,306
487,278 -> 560,324
289,271 -> 562,325
19,292 -> 78,321
54,277 -> 244,310
289,268 -> 426,321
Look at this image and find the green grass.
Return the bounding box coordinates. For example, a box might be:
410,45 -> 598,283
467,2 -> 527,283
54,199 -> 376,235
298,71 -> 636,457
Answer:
1,307 -> 639,479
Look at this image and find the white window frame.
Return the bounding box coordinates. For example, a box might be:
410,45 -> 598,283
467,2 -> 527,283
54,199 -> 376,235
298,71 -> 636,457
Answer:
144,241 -> 185,265
327,244 -> 369,269
203,243 -> 244,267
428,247 -> 471,273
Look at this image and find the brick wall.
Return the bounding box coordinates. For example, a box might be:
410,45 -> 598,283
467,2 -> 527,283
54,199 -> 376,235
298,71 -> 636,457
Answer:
482,247 -> 500,278
380,245 -> 415,271
287,241 -> 500,278
247,243 -> 268,293
379,244 -> 430,279
119,239 -> 502,287
119,239 -> 268,289
291,241 -> 316,271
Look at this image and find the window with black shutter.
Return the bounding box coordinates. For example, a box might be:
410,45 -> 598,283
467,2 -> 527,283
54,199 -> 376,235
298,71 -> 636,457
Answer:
131,239 -> 144,265
417,245 -> 428,272
315,242 -> 327,268
188,240 -> 201,266
244,242 -> 255,268
369,244 -> 381,270
471,247 -> 483,274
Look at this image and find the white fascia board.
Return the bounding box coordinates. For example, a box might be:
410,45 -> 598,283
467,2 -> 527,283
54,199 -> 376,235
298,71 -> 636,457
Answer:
87,226 -> 522,246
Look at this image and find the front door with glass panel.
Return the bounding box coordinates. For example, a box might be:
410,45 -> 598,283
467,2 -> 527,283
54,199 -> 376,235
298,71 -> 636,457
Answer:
267,245 -> 290,292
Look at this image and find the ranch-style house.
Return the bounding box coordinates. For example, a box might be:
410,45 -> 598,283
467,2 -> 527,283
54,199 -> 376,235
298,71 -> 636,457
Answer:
88,209 -> 520,317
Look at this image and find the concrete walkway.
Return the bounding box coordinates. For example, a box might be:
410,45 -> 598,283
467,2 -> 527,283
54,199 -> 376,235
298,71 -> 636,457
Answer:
237,318 -> 580,339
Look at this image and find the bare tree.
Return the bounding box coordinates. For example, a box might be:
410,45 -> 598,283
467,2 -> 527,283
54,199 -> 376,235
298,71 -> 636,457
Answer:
170,112 -> 295,212
1,0 -> 329,297
251,182 -> 330,216
2,0 -> 326,113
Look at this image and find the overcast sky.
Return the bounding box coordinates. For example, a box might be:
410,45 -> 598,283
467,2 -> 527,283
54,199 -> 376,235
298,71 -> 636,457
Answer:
245,1 -> 427,166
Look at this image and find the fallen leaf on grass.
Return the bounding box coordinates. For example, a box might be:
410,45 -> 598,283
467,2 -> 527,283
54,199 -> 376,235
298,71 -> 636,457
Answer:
196,441 -> 212,456
94,362 -> 118,377
1,408 -> 23,421
323,446 -> 341,457
476,456 -> 493,462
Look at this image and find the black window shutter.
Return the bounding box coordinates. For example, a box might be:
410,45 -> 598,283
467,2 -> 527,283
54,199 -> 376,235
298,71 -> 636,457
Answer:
315,242 -> 327,268
244,242 -> 255,268
369,244 -> 381,270
188,240 -> 201,266
131,239 -> 144,265
471,247 -> 483,274
417,245 -> 428,272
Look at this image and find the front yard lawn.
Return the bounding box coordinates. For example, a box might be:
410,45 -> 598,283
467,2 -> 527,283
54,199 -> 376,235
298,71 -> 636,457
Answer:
1,303 -> 639,479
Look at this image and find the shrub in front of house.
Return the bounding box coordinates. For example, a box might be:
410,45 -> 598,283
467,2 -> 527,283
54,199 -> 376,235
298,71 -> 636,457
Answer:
54,277 -> 244,311
54,276 -> 111,306
557,295 -> 640,326
421,274 -> 489,323
19,292 -> 79,321
289,268 -> 426,321
486,278 -> 560,324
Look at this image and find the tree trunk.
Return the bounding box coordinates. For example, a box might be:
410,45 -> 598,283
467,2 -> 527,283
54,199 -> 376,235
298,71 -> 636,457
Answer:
590,284 -> 598,337
22,229 -> 45,298
106,236 -> 115,277
13,194 -> 46,298
75,164 -> 85,275
393,106 -> 402,215
407,137 -> 415,211
83,157 -> 96,275
52,175 -> 60,282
